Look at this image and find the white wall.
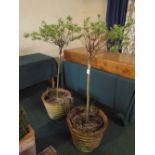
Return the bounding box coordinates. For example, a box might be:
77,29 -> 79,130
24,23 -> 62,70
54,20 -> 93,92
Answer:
20,0 -> 107,57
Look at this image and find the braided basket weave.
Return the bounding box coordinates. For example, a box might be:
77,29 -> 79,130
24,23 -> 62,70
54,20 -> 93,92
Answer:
41,88 -> 73,120
67,105 -> 108,152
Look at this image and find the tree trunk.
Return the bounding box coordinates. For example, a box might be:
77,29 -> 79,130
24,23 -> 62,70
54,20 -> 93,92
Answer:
56,48 -> 62,98
86,57 -> 91,122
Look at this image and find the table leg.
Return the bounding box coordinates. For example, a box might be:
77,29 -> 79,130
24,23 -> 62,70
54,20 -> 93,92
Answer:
49,78 -> 55,88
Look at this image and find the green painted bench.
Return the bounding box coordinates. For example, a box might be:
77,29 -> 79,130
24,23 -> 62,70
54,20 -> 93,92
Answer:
63,61 -> 135,124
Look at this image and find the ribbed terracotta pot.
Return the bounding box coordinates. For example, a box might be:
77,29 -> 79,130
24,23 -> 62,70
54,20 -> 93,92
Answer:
67,105 -> 108,152
19,125 -> 36,155
41,88 -> 73,120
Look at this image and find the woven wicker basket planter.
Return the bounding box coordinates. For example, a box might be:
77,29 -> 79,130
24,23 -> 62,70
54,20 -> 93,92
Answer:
41,88 -> 73,120
67,105 -> 108,152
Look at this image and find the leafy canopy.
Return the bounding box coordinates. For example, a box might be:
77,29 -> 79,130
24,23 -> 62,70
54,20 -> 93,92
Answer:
108,21 -> 133,52
24,16 -> 81,51
81,15 -> 108,58
24,15 -> 133,54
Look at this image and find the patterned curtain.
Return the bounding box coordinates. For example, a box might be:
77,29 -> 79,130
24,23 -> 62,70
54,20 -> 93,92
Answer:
122,0 -> 135,55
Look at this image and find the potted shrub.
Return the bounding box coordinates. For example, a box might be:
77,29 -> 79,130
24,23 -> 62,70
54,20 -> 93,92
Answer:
67,15 -> 109,152
25,16 -> 81,119
19,105 -> 36,155
107,22 -> 133,53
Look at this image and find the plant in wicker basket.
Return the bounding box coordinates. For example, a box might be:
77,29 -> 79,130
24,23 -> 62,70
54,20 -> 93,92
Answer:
19,105 -> 36,155
25,16 -> 81,119
19,105 -> 29,140
67,15 -> 109,152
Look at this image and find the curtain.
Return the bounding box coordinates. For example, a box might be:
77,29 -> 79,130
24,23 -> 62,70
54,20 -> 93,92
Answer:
106,0 -> 129,29
122,0 -> 135,55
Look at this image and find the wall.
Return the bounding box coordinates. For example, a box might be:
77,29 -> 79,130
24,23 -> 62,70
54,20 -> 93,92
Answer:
19,0 -> 107,57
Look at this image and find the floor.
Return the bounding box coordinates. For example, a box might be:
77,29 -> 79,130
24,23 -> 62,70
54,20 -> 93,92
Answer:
19,81 -> 135,155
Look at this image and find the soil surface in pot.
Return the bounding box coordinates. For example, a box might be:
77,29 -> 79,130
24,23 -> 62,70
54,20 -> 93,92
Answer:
45,90 -> 68,104
70,106 -> 104,132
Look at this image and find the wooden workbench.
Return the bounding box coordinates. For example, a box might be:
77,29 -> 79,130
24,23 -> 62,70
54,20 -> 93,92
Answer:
64,47 -> 135,79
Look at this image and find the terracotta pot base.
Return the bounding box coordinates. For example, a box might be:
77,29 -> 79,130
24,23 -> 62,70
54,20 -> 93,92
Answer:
19,125 -> 36,155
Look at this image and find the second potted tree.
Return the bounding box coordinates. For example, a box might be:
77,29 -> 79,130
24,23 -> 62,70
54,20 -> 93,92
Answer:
25,16 -> 81,119
67,15 -> 109,152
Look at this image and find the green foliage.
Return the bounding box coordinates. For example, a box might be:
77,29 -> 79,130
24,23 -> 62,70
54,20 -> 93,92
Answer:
19,105 -> 29,140
81,15 -> 108,58
24,16 -> 81,52
109,25 -> 125,40
108,21 -> 133,52
24,16 -> 81,97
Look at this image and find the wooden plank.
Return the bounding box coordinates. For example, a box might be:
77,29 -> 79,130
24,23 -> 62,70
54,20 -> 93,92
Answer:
64,47 -> 135,79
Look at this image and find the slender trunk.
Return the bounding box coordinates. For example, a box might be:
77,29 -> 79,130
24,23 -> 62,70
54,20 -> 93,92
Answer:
56,48 -> 62,98
86,56 -> 91,122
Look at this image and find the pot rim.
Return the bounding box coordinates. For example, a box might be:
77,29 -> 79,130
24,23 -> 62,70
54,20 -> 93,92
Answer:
67,105 -> 109,136
41,88 -> 72,104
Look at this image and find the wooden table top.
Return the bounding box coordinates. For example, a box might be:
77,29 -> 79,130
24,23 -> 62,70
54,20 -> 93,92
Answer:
64,47 -> 135,80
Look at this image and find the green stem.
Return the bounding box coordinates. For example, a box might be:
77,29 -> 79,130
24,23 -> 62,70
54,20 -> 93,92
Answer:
86,57 -> 91,122
56,48 -> 62,98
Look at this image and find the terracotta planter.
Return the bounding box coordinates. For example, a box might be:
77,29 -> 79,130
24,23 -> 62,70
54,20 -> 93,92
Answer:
41,88 -> 73,120
67,105 -> 108,152
19,125 -> 36,155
